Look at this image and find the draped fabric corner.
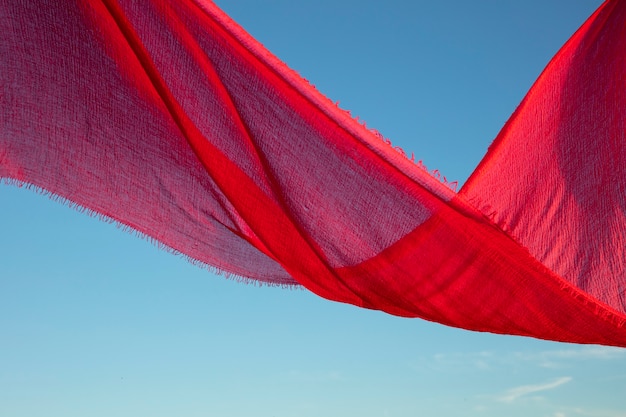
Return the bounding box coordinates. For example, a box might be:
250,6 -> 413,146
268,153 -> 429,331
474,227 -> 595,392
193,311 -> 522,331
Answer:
1,0 -> 625,345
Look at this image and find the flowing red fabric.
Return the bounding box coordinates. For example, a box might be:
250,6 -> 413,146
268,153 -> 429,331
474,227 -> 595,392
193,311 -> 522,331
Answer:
1,0 -> 625,346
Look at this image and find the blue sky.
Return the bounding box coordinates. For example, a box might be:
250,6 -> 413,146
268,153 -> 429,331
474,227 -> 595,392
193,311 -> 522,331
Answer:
2,1 -> 625,416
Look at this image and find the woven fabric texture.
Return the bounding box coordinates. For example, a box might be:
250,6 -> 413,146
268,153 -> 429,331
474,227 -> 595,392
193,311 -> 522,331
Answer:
1,0 -> 625,345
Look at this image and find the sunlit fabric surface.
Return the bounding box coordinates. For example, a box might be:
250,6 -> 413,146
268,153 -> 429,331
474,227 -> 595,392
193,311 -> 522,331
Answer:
1,0 -> 625,346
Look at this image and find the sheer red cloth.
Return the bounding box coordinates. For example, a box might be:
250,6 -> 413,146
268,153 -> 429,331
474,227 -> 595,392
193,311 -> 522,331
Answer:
2,0 -> 625,345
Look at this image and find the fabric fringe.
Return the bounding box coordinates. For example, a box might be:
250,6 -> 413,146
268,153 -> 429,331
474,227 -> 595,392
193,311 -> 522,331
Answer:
203,2 -> 457,193
0,177 -> 302,290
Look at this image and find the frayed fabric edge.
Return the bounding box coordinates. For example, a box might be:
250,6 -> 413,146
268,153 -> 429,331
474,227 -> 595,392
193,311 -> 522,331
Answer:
0,176 -> 303,290
196,0 -> 458,196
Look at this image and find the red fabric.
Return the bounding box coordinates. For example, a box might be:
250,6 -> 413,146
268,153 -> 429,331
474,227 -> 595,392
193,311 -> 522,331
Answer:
1,0 -> 625,345
460,0 -> 626,316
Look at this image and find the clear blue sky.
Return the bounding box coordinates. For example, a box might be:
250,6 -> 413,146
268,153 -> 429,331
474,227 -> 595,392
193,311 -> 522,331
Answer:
2,1 -> 625,416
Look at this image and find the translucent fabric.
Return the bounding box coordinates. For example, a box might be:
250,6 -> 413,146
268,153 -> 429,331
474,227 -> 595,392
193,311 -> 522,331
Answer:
1,0 -> 625,345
